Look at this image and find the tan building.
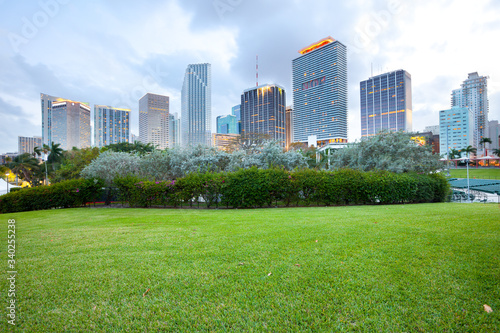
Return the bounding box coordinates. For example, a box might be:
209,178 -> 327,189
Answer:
139,93 -> 170,150
212,133 -> 239,151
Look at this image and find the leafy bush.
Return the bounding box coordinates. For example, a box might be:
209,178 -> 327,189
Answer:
0,178 -> 104,214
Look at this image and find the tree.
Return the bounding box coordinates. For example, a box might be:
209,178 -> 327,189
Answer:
492,149 -> 500,158
47,142 -> 64,164
227,132 -> 271,153
7,153 -> 41,186
33,146 -> 42,159
51,147 -> 101,183
461,145 -> 477,158
448,148 -> 461,160
102,142 -> 155,155
479,137 -> 492,155
330,130 -> 443,173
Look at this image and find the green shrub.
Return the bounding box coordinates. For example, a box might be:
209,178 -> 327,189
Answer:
0,179 -> 104,214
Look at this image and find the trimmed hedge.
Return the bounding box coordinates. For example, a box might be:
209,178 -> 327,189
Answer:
0,179 -> 104,214
0,169 -> 450,213
115,168 -> 450,209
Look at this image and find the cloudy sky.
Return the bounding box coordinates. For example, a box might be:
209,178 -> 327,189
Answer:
1,0 -> 499,153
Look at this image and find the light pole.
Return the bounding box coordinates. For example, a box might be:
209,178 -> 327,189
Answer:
466,153 -> 471,203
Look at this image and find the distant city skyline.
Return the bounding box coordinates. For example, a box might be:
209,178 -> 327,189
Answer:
1,1 -> 500,152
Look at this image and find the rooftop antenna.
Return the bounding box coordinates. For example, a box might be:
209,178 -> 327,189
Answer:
256,55 -> 259,87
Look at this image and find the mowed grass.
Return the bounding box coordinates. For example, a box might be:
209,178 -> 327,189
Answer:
449,168 -> 500,179
1,204 -> 499,332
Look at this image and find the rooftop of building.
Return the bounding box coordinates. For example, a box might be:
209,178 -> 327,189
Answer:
242,83 -> 285,94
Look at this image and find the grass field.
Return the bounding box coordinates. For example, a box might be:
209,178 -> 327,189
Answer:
449,168 -> 500,179
1,204 -> 499,331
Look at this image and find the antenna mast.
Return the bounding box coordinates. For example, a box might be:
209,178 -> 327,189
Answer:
256,55 -> 259,87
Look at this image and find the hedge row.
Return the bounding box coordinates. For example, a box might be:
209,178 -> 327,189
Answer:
0,169 -> 449,213
115,168 -> 450,209
0,179 -> 104,214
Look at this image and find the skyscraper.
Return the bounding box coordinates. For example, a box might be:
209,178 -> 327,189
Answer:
451,72 -> 489,148
439,106 -> 474,156
139,93 -> 169,150
240,84 -> 286,147
292,37 -> 348,147
40,93 -> 91,150
181,63 -> 211,146
94,105 -> 130,148
18,136 -> 42,155
360,70 -> 412,136
232,104 -> 241,134
169,112 -> 181,147
216,114 -> 238,134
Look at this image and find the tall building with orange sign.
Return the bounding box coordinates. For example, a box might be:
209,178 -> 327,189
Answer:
292,37 -> 348,147
360,69 -> 412,137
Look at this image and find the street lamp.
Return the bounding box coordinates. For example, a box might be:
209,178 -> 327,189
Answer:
466,153 -> 471,203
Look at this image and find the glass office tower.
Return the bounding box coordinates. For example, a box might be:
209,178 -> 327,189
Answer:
181,63 -> 212,146
292,37 -> 348,146
94,105 -> 130,147
360,69 -> 412,137
240,84 -> 286,147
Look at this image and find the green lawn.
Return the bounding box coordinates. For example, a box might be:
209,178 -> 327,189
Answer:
1,204 -> 499,331
449,168 -> 500,179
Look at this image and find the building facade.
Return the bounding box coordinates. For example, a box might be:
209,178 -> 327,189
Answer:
292,37 -> 348,146
240,84 -> 286,147
451,72 -> 489,147
232,104 -> 241,134
212,133 -> 239,151
94,105 -> 130,148
439,106 -> 474,157
424,125 -> 440,136
139,93 -> 170,149
169,113 -> 180,147
286,106 -> 293,149
360,70 -> 412,137
41,94 -> 91,149
488,120 -> 499,151
18,136 -> 42,155
216,114 -> 238,134
181,63 -> 212,146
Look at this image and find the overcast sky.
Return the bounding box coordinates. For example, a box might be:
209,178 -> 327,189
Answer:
1,0 -> 499,153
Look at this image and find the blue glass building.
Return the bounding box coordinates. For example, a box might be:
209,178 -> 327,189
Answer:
241,84 -> 286,147
94,105 -> 130,147
360,69 -> 412,137
181,63 -> 212,146
232,104 -> 241,134
216,114 -> 238,134
439,106 -> 473,156
292,37 -> 348,146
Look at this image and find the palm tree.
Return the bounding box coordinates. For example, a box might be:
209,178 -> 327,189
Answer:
33,146 -> 42,159
47,142 -> 63,164
479,137 -> 492,156
7,153 -> 40,186
449,148 -> 461,160
492,149 -> 500,158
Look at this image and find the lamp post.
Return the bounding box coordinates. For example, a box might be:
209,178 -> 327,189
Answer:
466,153 -> 471,203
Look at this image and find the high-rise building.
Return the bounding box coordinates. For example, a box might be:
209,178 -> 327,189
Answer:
360,70 -> 412,136
240,84 -> 286,147
94,105 -> 130,148
181,63 -> 211,146
424,125 -> 440,135
451,72 -> 489,147
488,120 -> 499,151
292,37 -> 348,147
212,133 -> 239,151
169,112 -> 181,147
439,106 -> 474,157
40,94 -> 91,150
139,93 -> 170,150
286,106 -> 293,149
232,104 -> 241,134
18,136 -> 42,155
216,114 -> 238,134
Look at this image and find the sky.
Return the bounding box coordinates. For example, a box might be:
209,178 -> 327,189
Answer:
1,0 -> 499,153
